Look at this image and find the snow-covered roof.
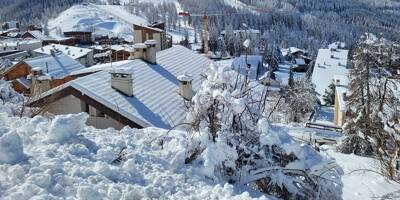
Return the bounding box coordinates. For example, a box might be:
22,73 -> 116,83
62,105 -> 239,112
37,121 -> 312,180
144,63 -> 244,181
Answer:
110,45 -> 133,52
294,58 -> 306,65
328,42 -> 346,50
25,31 -> 50,40
33,44 -> 93,60
312,48 -> 349,103
37,45 -> 211,128
0,38 -> 42,47
70,60 -> 131,75
274,63 -> 306,87
231,55 -> 264,80
24,52 -> 85,79
281,47 -> 308,57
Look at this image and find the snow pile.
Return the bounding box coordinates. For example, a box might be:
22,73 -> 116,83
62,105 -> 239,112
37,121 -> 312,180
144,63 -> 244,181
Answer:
0,80 -> 24,115
0,132 -> 25,165
47,113 -> 88,143
0,111 -> 269,199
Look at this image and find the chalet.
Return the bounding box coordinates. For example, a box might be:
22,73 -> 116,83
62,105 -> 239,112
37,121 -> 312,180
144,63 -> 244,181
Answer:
33,44 -> 94,67
27,25 -> 43,32
3,51 -> 85,95
1,21 -> 20,32
281,47 -> 308,61
292,58 -> 308,72
42,37 -> 77,46
21,31 -> 49,41
110,45 -> 132,61
311,42 -> 349,104
63,31 -> 94,45
231,55 -> 265,80
133,23 -> 172,52
0,38 -> 42,57
29,44 -> 211,130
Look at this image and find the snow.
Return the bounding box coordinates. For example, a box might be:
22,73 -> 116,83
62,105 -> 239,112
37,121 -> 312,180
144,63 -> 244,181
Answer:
0,131 -> 25,165
49,4 -> 148,42
322,146 -> 400,200
33,44 -> 93,60
23,52 -> 85,79
0,78 -> 398,199
70,60 -> 132,76
0,113 -> 268,199
47,113 -> 88,143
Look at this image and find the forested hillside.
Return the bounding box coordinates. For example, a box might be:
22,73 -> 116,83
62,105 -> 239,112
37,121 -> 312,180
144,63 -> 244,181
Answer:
1,0 -> 400,54
0,0 -> 83,27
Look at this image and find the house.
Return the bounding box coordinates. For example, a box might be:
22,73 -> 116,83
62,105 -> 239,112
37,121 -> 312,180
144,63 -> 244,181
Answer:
21,31 -> 48,41
3,51 -> 85,95
27,25 -> 43,32
333,75 -> 348,126
110,45 -> 133,61
281,47 -> 308,61
0,38 -> 42,56
311,42 -> 349,104
29,45 -> 211,130
42,37 -> 77,46
292,58 -> 309,72
33,44 -> 94,67
63,31 -> 94,45
1,21 -> 20,32
231,55 -> 265,80
133,23 -> 172,52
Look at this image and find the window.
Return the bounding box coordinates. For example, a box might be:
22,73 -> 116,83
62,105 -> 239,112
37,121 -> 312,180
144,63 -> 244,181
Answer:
81,101 -> 89,113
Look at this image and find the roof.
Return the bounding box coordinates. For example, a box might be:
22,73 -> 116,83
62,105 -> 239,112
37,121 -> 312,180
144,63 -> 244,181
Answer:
34,44 -> 93,60
33,45 -> 211,129
294,58 -> 306,65
312,48 -> 349,103
25,31 -> 49,40
70,60 -> 131,75
328,42 -> 346,50
231,55 -> 264,80
281,47 -> 308,57
24,52 -> 85,79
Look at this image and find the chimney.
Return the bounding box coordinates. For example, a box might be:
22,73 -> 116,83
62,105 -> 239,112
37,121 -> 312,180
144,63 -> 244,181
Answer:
144,40 -> 157,64
50,49 -> 56,57
28,67 -> 51,97
131,43 -> 147,60
177,73 -> 193,101
110,68 -> 134,96
131,40 -> 158,64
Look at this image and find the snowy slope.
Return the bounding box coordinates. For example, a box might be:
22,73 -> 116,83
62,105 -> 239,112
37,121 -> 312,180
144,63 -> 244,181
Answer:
48,4 -> 148,42
322,146 -> 400,200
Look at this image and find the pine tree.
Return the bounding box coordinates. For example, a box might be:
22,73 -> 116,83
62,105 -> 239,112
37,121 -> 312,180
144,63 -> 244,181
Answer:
339,33 -> 400,180
322,82 -> 335,105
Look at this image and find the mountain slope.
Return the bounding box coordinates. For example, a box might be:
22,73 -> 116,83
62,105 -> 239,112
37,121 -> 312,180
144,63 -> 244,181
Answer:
48,4 -> 148,41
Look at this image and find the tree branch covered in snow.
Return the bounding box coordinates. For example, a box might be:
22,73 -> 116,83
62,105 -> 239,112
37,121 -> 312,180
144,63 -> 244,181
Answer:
185,63 -> 343,199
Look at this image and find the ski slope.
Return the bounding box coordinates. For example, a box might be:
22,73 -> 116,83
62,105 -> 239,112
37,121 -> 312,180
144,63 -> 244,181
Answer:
48,4 -> 148,42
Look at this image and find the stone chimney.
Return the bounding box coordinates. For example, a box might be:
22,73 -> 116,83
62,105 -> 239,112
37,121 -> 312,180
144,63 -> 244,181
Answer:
144,40 -> 157,64
50,49 -> 56,57
130,40 -> 158,64
177,73 -> 193,101
110,68 -> 134,96
28,67 -> 51,97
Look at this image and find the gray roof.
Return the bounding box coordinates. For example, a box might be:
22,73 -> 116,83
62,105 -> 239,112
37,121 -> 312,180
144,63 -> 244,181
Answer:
36,45 -> 211,129
24,52 -> 85,79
